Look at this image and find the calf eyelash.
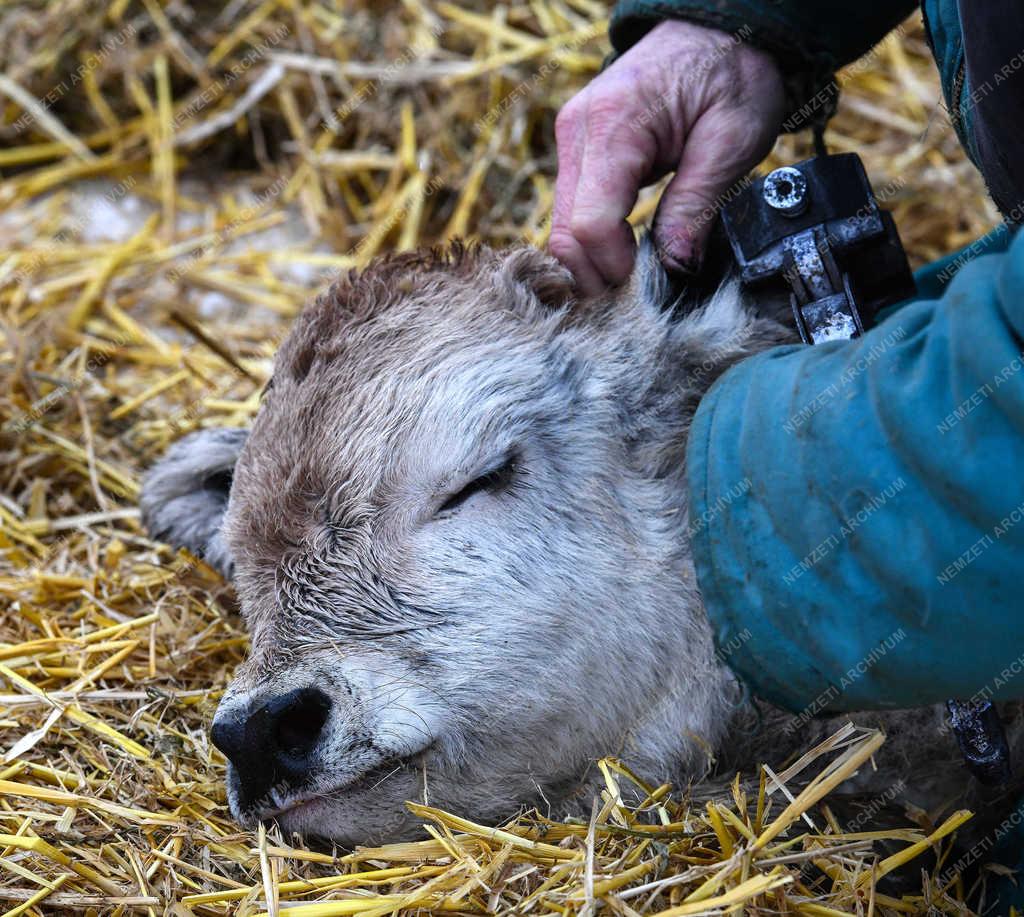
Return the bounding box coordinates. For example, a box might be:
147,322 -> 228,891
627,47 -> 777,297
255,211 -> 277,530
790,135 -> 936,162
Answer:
436,454 -> 518,516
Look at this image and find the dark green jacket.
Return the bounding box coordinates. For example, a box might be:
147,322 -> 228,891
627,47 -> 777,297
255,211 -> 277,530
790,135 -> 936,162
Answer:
610,0 -> 1024,890
609,0 -> 1024,717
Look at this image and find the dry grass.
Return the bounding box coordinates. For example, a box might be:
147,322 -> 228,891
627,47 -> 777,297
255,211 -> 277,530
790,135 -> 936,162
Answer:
0,2 -> 1003,914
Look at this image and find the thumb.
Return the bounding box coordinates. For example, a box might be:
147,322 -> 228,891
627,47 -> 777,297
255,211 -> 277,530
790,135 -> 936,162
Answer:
652,111 -> 770,272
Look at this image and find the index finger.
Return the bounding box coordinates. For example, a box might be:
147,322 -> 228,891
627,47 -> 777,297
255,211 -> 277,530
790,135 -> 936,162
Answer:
550,97 -> 607,295
565,91 -> 658,286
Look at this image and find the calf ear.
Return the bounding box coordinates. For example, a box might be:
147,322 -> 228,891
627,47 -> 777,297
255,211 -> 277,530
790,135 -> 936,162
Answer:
140,428 -> 248,579
499,248 -> 576,313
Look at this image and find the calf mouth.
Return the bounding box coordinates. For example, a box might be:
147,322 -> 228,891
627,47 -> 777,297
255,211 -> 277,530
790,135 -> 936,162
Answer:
232,751 -> 429,828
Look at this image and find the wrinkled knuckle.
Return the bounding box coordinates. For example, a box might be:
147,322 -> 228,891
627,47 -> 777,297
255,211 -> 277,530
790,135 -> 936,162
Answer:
554,98 -> 583,142
568,210 -> 614,248
713,122 -> 748,157
583,91 -> 631,137
700,111 -> 759,162
736,41 -> 782,79
712,45 -> 783,108
547,227 -> 580,264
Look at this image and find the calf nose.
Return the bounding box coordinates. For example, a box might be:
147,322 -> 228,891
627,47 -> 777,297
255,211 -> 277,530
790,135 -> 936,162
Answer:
211,687 -> 331,810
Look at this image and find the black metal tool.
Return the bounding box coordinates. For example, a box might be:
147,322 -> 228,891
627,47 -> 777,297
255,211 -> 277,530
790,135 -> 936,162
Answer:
721,152 -> 1011,787
947,699 -> 1012,786
721,152 -> 915,343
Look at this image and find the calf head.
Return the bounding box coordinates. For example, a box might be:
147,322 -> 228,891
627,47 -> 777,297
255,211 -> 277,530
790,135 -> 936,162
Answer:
142,241 -> 794,844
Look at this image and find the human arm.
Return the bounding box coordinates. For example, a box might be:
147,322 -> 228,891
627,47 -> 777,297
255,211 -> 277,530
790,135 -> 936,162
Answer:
687,229 -> 1024,712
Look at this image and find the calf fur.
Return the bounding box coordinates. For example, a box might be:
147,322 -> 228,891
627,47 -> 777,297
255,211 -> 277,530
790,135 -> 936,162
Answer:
142,240 -> 1022,847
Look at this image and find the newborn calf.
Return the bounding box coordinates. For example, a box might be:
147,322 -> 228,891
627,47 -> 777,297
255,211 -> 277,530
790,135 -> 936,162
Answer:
141,241 -> 1019,846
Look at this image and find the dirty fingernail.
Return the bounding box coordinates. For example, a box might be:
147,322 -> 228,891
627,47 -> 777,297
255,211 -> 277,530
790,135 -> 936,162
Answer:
661,243 -> 702,274
656,228 -> 701,274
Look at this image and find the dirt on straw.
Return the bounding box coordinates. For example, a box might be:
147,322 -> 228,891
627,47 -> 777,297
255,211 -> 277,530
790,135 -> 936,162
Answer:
0,1 -> 1004,914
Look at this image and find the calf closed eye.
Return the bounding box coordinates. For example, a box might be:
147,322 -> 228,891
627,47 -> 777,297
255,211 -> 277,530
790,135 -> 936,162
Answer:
437,456 -> 517,516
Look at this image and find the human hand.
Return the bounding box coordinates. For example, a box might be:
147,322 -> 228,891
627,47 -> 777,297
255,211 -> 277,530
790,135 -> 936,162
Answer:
550,19 -> 786,294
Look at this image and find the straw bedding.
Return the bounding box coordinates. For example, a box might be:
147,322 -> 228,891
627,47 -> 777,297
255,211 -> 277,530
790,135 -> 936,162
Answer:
0,2 -> 1004,914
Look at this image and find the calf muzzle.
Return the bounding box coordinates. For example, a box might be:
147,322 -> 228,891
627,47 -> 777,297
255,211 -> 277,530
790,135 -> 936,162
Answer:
211,686 -> 332,813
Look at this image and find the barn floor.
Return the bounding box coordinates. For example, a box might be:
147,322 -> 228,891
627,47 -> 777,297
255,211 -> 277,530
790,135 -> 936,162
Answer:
0,2 -> 1004,915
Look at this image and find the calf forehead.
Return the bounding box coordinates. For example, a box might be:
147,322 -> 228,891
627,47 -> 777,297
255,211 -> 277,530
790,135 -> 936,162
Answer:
226,307 -> 566,568
255,325 -> 545,473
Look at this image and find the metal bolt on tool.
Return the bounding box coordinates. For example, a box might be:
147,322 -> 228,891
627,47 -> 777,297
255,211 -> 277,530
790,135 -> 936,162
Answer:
762,166 -> 809,216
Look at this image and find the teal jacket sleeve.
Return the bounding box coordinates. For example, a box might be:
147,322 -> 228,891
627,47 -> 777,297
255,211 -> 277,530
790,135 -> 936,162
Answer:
686,228 -> 1024,713
610,0 -> 918,130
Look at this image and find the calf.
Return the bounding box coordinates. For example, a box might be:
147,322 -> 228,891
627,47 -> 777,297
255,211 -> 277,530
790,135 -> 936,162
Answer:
142,240 -> 1020,846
